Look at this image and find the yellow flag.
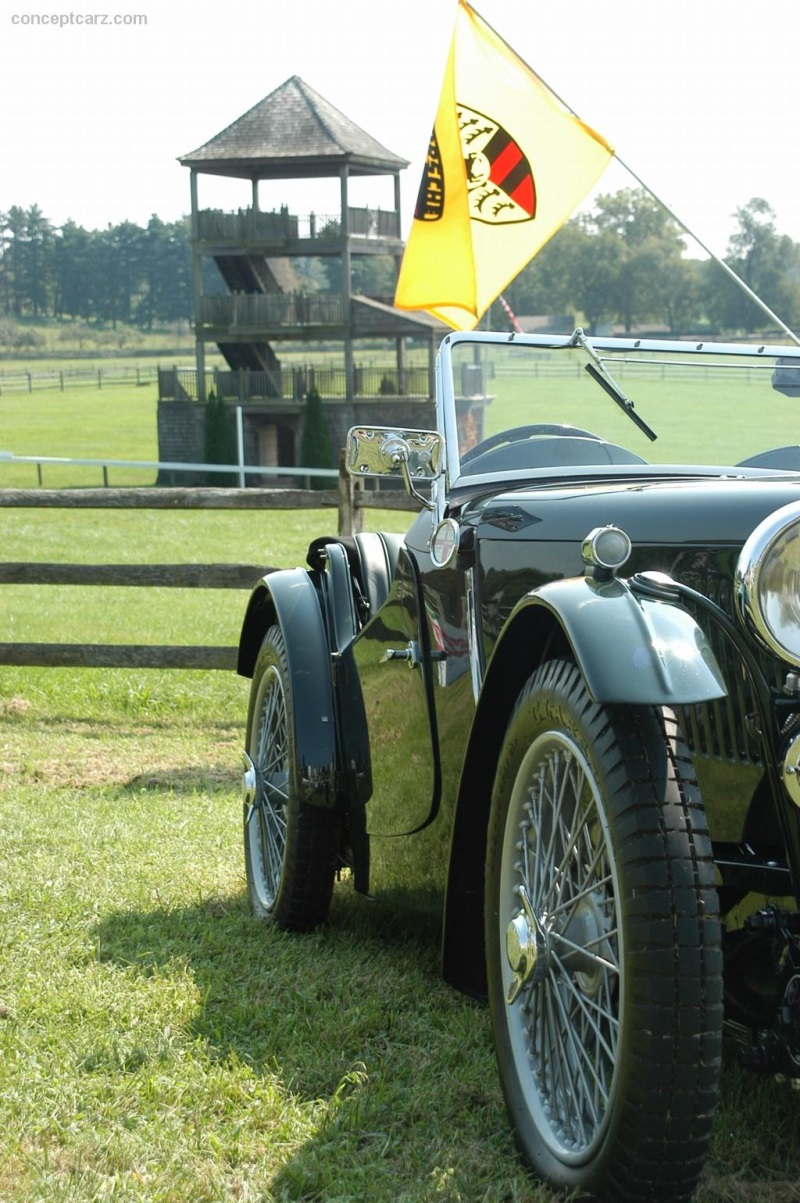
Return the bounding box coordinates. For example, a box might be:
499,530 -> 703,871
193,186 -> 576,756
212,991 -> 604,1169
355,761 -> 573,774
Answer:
394,0 -> 614,330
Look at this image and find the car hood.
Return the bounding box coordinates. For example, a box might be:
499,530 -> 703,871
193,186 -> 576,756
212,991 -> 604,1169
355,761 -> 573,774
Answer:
469,475 -> 800,546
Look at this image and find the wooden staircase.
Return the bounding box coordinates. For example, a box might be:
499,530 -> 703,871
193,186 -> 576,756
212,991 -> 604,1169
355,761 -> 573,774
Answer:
212,253 -> 302,388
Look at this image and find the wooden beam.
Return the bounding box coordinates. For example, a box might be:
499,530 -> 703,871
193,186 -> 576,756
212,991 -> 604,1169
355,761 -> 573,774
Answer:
0,644 -> 239,670
0,563 -> 273,588
0,487 -> 339,510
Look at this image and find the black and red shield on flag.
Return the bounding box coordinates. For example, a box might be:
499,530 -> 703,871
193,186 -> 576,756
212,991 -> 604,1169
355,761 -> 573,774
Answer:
458,105 -> 536,225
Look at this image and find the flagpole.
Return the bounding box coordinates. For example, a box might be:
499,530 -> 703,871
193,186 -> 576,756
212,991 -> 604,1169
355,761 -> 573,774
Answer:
466,0 -> 800,347
611,157 -> 800,347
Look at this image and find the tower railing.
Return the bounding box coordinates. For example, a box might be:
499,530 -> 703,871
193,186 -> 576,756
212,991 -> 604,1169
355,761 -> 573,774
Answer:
196,206 -> 401,244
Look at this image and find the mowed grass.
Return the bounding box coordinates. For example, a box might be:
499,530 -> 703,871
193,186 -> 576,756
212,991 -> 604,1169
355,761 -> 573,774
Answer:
1,664 -> 525,1203
1,373 -> 800,1201
0,496 -> 540,1203
481,355 -> 800,468
0,382 -> 160,487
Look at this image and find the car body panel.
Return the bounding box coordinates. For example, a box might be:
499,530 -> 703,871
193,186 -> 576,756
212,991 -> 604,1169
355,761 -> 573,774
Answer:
352,546 -> 440,836
238,327 -> 800,1080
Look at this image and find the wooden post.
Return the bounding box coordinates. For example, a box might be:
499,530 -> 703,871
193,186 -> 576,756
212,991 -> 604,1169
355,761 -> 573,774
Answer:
396,336 -> 406,395
340,166 -> 355,405
190,169 -> 207,404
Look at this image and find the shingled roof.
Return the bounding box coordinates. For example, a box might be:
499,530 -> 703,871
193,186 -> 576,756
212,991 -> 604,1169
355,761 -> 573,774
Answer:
179,75 -> 409,181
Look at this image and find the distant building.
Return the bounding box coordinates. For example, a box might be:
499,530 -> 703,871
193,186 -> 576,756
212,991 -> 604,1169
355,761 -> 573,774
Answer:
158,76 -> 451,482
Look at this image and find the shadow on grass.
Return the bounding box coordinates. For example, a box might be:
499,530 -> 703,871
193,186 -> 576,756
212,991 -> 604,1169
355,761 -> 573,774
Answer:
122,766 -> 238,792
92,885 -> 800,1203
11,712 -> 244,734
93,883 -> 466,1100
93,886 -> 526,1198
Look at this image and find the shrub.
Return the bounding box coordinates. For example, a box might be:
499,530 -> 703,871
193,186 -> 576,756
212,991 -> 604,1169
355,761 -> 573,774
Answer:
203,389 -> 238,486
299,384 -> 333,490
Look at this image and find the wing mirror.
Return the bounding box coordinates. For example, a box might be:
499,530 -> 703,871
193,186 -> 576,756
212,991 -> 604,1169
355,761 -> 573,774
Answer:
345,426 -> 443,511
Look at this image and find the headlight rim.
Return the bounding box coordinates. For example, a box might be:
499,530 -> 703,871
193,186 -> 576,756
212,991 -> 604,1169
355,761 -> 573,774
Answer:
735,500 -> 800,667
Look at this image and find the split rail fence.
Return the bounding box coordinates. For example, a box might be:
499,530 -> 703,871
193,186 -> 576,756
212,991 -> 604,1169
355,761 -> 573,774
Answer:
0,474 -> 416,672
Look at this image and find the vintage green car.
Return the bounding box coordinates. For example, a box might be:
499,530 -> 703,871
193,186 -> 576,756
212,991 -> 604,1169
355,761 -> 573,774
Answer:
237,329 -> 800,1203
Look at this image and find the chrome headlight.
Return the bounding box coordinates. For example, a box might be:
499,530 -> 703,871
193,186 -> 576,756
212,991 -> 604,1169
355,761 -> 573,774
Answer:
735,501 -> 800,665
581,525 -> 632,574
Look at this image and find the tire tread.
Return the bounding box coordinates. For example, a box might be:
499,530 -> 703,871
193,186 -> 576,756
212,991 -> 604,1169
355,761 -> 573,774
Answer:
244,626 -> 340,933
487,657 -> 722,1203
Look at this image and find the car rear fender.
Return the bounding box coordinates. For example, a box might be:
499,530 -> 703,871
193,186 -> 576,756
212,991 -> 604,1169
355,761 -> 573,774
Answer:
238,567 -> 338,809
319,543 -> 372,809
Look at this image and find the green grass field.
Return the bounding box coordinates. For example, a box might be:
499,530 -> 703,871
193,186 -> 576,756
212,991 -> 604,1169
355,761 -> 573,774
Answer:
2,373 -> 800,1202
0,382 -> 160,487
478,350 -> 800,469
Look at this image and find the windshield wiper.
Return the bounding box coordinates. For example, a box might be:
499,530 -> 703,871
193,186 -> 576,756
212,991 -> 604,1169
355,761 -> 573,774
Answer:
584,363 -> 658,442
570,328 -> 658,443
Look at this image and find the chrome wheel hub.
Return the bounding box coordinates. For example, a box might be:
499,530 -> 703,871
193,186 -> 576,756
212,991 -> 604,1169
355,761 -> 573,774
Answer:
561,893 -> 610,997
505,885 -> 549,1004
242,751 -> 258,823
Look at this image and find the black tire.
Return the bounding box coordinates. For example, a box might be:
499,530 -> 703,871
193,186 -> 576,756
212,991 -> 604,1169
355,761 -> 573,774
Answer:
243,625 -> 340,931
485,658 -> 723,1203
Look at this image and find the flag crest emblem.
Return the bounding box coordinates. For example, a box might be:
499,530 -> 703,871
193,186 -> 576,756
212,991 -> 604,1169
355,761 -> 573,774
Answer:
459,105 -> 536,225
415,107 -> 536,227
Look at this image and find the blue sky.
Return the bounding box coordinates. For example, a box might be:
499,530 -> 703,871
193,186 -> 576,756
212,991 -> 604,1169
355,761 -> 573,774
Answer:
3,0 -> 799,258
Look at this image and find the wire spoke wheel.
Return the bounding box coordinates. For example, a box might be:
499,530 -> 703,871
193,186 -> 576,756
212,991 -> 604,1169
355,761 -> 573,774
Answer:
243,626 -> 340,931
246,661 -> 289,911
486,658 -> 723,1203
502,731 -> 621,1161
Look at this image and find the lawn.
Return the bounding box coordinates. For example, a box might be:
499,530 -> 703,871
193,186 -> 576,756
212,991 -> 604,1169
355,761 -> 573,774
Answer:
0,381 -> 160,487
1,663 -> 529,1203
1,495 -> 542,1203
1,370 -> 800,1202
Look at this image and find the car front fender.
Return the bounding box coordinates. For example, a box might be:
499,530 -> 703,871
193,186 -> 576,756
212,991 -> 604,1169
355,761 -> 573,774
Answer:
504,574 -> 727,706
441,572 -> 726,995
238,568 -> 337,808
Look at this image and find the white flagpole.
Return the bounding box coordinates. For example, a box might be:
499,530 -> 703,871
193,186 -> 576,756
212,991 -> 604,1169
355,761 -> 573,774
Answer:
467,0 -> 800,347
613,156 -> 800,347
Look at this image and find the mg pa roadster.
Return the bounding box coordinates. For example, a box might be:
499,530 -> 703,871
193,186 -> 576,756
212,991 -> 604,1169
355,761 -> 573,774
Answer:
237,328 -> 800,1203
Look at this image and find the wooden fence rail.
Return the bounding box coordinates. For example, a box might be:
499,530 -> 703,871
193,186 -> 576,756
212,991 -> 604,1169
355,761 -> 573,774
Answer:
0,365 -> 160,394
0,478 -> 416,671
0,486 -> 340,511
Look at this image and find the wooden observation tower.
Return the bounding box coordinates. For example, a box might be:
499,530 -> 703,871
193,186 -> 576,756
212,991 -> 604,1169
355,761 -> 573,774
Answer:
166,76 -> 446,478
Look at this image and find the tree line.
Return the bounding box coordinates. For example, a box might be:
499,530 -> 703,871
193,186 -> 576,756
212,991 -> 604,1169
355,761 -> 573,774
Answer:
0,207 -> 193,329
3,190 -> 800,338
503,191 -> 800,337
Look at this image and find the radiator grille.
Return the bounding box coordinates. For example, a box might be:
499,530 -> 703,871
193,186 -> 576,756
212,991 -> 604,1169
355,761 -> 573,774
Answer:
671,558 -> 784,767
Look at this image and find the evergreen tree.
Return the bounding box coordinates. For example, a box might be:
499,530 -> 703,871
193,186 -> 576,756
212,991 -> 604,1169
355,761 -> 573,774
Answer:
299,384 -> 333,489
203,390 -> 238,486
